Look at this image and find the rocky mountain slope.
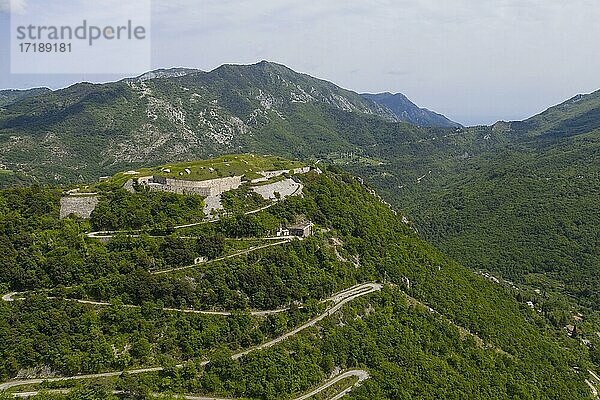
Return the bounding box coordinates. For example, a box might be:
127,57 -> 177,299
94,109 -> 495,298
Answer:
362,92 -> 462,128
0,61 -> 410,183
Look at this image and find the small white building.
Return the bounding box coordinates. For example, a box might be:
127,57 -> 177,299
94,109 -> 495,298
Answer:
526,301 -> 535,309
276,227 -> 290,237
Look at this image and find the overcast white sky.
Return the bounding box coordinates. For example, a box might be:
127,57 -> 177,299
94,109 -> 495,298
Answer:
1,0 -> 599,125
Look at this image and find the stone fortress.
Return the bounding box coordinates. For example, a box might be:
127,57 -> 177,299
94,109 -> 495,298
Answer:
126,166 -> 312,197
60,165 -> 318,220
133,175 -> 243,196
60,195 -> 99,219
251,166 -> 311,183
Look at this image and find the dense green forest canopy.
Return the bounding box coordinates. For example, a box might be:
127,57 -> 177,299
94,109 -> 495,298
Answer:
0,161 -> 598,398
0,62 -> 599,398
347,113 -> 600,312
1,63 -> 597,326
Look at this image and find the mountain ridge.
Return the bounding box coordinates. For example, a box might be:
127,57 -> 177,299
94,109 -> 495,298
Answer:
0,87 -> 52,107
362,91 -> 463,128
511,88 -> 600,138
0,61 -> 417,183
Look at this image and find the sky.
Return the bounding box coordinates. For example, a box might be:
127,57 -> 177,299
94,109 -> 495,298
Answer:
1,0 -> 599,126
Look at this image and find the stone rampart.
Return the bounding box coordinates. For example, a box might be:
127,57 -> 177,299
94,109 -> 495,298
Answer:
60,196 -> 99,219
137,175 -> 242,197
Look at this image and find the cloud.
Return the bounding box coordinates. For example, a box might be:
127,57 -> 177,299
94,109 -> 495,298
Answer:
386,70 -> 411,77
0,0 -> 27,14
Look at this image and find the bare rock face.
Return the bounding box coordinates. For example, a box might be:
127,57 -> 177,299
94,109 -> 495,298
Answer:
60,196 -> 99,219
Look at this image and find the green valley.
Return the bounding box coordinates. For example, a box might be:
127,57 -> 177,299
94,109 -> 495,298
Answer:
1,62 -> 600,398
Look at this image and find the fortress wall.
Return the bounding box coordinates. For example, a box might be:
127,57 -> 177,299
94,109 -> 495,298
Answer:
260,167 -> 311,180
60,196 -> 99,219
137,176 -> 154,185
261,169 -> 290,179
164,176 -> 241,190
147,185 -> 212,196
205,176 -> 243,195
141,176 -> 242,197
153,176 -> 167,185
293,167 -> 311,174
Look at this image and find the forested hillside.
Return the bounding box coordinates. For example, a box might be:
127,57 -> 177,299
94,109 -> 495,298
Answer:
347,91 -> 600,313
0,158 -> 596,399
1,63 -> 600,398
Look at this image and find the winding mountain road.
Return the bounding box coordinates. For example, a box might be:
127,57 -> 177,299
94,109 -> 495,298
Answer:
3,196 -> 378,398
2,283 -> 377,319
86,202 -> 278,239
8,369 -> 368,399
0,283 -> 381,394
1,293 -> 292,317
3,234 -> 296,311
151,238 -> 292,275
292,369 -> 369,400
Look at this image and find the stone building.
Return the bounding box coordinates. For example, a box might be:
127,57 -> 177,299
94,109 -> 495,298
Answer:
275,222 -> 313,238
289,222 -> 313,238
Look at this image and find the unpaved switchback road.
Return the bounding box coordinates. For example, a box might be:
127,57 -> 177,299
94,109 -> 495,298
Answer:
1,294 -> 292,317
2,292 -> 17,302
151,238 -> 292,275
86,202 -> 278,239
232,283 -> 382,360
2,236 -> 295,311
9,369 -> 368,400
0,283 -> 381,393
294,369 -> 369,400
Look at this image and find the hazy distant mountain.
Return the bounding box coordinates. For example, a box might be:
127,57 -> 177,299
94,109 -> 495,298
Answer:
0,88 -> 51,107
505,89 -> 600,138
362,92 -> 462,128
